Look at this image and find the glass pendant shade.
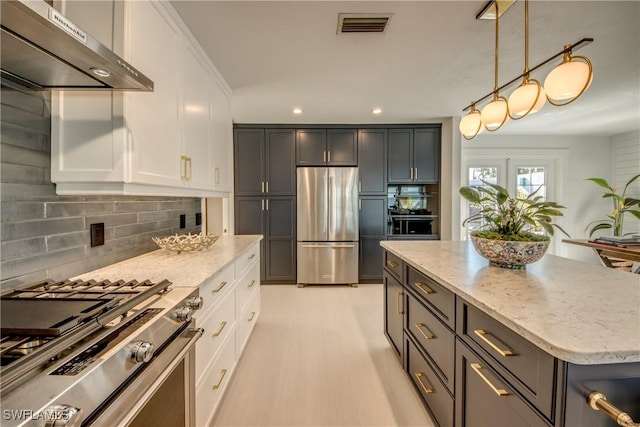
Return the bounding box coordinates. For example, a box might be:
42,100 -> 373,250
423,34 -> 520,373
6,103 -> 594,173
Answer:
544,55 -> 592,104
459,108 -> 483,140
481,97 -> 509,131
508,79 -> 546,118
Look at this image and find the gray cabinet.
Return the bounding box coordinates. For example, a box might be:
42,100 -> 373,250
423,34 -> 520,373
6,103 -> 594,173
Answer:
296,128 -> 357,166
357,129 -> 387,195
359,197 -> 386,282
388,127 -> 440,184
234,196 -> 296,283
384,270 -> 404,358
234,128 -> 296,196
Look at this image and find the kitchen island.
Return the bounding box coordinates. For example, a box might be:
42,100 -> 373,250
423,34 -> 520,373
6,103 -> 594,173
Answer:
381,240 -> 639,427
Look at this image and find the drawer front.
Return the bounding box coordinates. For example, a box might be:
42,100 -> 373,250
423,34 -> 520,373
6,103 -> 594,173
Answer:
236,261 -> 260,315
459,301 -> 555,419
199,263 -> 235,314
195,290 -> 236,382
455,340 -> 549,427
195,331 -> 236,427
407,294 -> 455,392
383,250 -> 403,282
407,337 -> 454,427
407,267 -> 455,329
235,243 -> 260,278
237,289 -> 260,357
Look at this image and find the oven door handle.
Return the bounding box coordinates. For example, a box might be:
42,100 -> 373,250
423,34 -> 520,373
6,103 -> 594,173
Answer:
87,324 -> 204,426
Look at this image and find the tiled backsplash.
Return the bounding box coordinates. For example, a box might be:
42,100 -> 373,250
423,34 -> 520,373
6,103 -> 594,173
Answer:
0,81 -> 201,289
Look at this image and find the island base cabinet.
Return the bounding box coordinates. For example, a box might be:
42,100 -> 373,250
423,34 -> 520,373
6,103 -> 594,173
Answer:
455,340 -> 550,427
237,288 -> 260,356
383,271 -> 404,358
407,337 -> 454,427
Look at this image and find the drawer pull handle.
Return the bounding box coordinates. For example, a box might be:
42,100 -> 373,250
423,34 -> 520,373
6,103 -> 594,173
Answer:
470,363 -> 509,396
248,311 -> 256,321
212,369 -> 228,390
415,323 -> 435,340
474,329 -> 515,357
396,292 -> 403,315
414,373 -> 434,394
212,281 -> 227,293
248,279 -> 256,288
212,321 -> 227,337
248,253 -> 256,260
386,260 -> 398,269
415,281 -> 435,295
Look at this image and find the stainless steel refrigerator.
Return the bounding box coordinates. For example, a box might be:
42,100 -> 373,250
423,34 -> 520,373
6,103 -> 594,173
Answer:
297,167 -> 359,285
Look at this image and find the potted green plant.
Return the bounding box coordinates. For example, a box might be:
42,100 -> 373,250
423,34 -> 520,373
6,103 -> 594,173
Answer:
585,174 -> 640,237
460,181 -> 569,269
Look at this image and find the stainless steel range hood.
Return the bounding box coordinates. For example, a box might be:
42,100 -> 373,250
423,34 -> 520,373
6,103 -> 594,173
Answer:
0,0 -> 154,91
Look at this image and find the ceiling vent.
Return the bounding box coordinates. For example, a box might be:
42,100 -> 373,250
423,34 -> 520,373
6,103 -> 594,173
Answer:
337,13 -> 394,34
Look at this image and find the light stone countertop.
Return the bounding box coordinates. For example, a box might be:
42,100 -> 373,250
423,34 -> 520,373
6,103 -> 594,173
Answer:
381,240 -> 640,365
75,235 -> 262,288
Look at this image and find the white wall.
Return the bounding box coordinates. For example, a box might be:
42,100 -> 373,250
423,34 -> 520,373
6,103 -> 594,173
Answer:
613,131 -> 640,236
460,133 -> 615,264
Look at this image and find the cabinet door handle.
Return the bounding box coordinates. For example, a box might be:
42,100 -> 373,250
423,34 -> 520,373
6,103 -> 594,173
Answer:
261,199 -> 265,211
386,260 -> 398,269
415,281 -> 435,295
470,363 -> 509,396
212,321 -> 227,337
181,156 -> 188,180
474,329 -> 515,357
396,291 -> 403,315
215,167 -> 220,185
414,373 -> 434,394
323,150 -> 327,163
327,151 -> 331,163
266,199 -> 269,210
248,279 -> 256,288
212,369 -> 228,390
415,323 -> 435,340
185,157 -> 192,181
248,311 -> 256,321
414,168 -> 418,180
410,168 -> 413,180
248,253 -> 256,260
212,281 -> 227,293
261,181 -> 265,193
265,181 -> 269,193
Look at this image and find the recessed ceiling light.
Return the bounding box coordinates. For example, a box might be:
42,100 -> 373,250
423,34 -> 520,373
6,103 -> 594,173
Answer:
293,108 -> 303,114
372,108 -> 382,115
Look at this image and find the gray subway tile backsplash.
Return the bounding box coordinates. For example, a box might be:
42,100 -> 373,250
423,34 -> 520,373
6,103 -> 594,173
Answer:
1,81 -> 201,290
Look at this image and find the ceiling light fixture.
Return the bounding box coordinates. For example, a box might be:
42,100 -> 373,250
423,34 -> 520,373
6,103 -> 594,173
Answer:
372,107 -> 382,115
459,0 -> 594,140
292,107 -> 303,115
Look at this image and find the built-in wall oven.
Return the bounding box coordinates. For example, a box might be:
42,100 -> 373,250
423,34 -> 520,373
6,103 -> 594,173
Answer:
0,279 -> 203,427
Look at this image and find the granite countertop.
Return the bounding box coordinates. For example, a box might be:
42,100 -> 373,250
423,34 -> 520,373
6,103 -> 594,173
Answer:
75,235 -> 262,288
381,240 -> 640,365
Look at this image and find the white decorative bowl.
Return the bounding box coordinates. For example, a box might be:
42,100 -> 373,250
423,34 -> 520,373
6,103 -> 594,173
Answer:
152,233 -> 219,253
470,235 -> 550,269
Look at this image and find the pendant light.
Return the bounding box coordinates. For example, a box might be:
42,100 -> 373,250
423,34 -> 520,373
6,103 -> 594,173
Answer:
507,0 -> 546,119
459,103 -> 484,140
480,2 -> 509,131
544,45 -> 593,106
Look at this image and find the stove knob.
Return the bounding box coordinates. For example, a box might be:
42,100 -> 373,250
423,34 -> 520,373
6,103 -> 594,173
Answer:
44,405 -> 83,427
130,341 -> 154,363
186,296 -> 203,310
174,306 -> 193,323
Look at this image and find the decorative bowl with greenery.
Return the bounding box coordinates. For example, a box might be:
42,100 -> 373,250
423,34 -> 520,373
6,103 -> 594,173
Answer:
460,181 -> 569,269
585,174 -> 640,237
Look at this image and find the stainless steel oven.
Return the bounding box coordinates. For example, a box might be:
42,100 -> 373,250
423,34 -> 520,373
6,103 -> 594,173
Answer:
0,279 -> 203,427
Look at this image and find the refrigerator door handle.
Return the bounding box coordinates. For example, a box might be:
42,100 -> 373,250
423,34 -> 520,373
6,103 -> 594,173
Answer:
328,174 -> 334,234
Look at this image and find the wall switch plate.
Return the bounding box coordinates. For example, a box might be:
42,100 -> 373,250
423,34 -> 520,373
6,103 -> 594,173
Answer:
90,223 -> 105,247
195,212 -> 202,226
180,214 -> 186,229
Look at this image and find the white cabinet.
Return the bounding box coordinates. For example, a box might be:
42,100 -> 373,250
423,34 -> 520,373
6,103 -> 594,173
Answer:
51,0 -> 232,197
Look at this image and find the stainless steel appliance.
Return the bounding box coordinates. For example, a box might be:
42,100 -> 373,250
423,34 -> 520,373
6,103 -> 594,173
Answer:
0,0 -> 153,91
297,167 -> 358,285
387,184 -> 438,237
0,278 -> 203,426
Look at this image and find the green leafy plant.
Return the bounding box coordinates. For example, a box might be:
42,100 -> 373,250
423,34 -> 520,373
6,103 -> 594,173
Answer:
460,181 -> 569,241
585,174 -> 640,237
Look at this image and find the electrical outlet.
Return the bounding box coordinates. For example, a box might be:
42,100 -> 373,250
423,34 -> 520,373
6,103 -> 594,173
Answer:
90,223 -> 105,247
180,214 -> 186,229
195,212 -> 202,226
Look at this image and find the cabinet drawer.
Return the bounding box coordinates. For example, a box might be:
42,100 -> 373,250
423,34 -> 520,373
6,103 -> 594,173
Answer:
199,263 -> 235,314
195,290 -> 235,383
407,267 -> 455,329
455,340 -> 549,427
235,243 -> 259,278
459,301 -> 555,419
407,294 -> 455,392
195,331 -> 236,427
383,251 -> 403,282
236,261 -> 260,315
237,289 -> 260,356
407,337 -> 454,427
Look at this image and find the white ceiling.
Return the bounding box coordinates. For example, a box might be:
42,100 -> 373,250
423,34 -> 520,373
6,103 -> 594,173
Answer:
170,0 -> 640,136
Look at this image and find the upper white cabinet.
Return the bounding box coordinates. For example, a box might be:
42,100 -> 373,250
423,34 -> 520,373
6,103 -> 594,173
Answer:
51,0 -> 232,197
